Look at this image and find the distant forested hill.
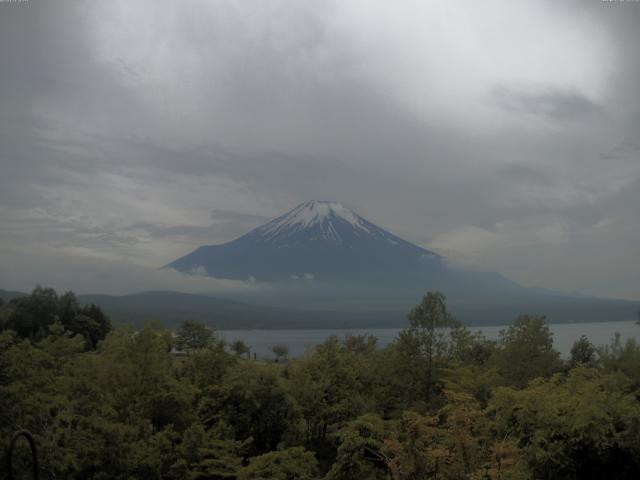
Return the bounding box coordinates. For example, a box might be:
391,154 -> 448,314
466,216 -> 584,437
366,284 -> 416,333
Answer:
70,290 -> 640,329
75,291 -> 402,329
3,288 -> 639,329
0,288 -> 28,302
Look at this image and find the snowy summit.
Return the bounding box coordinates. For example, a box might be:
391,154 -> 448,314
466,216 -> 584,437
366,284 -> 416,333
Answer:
248,200 -> 382,245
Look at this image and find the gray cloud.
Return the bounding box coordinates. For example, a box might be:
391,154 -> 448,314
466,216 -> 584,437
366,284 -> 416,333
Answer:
0,0 -> 639,299
210,210 -> 271,223
490,84 -> 602,121
0,243 -> 263,296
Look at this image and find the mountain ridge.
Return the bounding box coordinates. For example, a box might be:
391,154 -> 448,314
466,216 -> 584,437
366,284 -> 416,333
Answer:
2,288 -> 639,329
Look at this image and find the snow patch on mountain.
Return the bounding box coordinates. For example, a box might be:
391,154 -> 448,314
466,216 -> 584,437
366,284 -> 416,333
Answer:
251,200 -> 373,243
188,265 -> 208,276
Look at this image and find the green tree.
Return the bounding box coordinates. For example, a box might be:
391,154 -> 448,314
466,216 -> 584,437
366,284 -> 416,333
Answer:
37,321 -> 84,374
343,333 -> 378,355
230,339 -> 251,358
57,292 -> 112,350
199,363 -> 298,455
175,319 -> 216,351
448,324 -> 496,366
178,341 -> 236,392
325,414 -> 390,480
288,337 -> 365,445
170,422 -> 245,479
4,287 -> 110,349
0,329 -> 58,443
397,291 -> 459,403
380,394 -> 529,480
598,333 -> 640,382
488,367 -> 640,479
237,447 -> 319,480
569,335 -> 597,368
6,285 -> 59,341
383,411 -> 446,480
271,344 -> 289,362
495,314 -> 561,388
76,303 -> 111,349
0,297 -> 13,331
86,325 -> 194,430
57,290 -> 80,329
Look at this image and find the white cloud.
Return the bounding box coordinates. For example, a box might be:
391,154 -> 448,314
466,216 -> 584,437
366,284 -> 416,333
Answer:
0,243 -> 263,296
332,0 -> 615,128
428,215 -> 640,300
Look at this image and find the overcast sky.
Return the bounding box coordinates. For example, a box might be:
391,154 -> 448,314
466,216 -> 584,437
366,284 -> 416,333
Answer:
0,0 -> 639,299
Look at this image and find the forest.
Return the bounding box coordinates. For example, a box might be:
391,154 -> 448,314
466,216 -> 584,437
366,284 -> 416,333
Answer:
2,287 -> 640,479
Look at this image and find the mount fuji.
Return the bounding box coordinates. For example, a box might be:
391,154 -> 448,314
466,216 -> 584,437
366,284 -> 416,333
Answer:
166,200 -> 519,293
154,200 -> 640,326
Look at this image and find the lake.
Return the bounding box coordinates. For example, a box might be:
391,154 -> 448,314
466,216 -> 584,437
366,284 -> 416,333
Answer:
219,320 -> 640,359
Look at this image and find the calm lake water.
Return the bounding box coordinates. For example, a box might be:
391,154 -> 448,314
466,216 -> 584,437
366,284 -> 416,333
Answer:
219,321 -> 640,359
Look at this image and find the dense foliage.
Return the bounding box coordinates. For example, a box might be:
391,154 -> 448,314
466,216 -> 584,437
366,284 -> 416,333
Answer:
2,289 -> 640,479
